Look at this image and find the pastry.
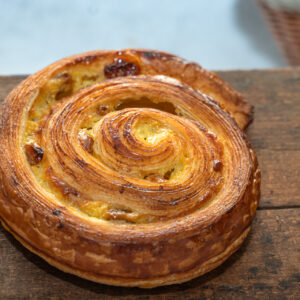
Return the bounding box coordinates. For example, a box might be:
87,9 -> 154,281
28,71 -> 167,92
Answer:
0,49 -> 260,288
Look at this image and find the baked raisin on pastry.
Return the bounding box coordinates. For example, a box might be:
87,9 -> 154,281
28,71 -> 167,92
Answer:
0,49 -> 260,288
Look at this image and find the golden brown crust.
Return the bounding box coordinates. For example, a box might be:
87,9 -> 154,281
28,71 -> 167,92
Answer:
0,49 -> 260,288
0,217 -> 251,288
136,50 -> 253,130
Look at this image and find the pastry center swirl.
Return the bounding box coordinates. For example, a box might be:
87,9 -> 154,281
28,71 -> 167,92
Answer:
93,109 -> 193,182
26,77 -> 226,223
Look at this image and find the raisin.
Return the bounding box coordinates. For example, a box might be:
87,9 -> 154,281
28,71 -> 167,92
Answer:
213,160 -> 223,172
47,168 -> 79,197
163,169 -> 174,180
78,132 -> 94,153
24,144 -> 44,165
97,105 -> 110,116
104,58 -> 140,79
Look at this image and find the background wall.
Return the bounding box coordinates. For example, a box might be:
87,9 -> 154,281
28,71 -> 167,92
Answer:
0,0 -> 286,75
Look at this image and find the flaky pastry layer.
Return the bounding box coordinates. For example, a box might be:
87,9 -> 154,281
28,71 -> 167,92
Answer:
0,49 -> 260,287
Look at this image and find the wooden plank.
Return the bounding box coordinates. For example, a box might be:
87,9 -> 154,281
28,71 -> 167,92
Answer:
0,209 -> 299,299
255,149 -> 299,208
217,69 -> 300,152
0,75 -> 25,103
0,71 -> 299,208
217,69 -> 300,208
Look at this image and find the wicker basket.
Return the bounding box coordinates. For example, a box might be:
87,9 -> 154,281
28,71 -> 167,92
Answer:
257,0 -> 300,65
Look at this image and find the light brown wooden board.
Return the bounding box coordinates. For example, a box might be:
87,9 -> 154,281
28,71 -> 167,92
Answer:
219,69 -> 300,208
0,69 -> 299,299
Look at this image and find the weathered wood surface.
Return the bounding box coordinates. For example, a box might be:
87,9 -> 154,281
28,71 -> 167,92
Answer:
0,69 -> 299,299
219,69 -> 300,208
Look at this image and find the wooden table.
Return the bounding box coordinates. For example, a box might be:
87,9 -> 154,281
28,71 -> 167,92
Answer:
0,69 -> 299,299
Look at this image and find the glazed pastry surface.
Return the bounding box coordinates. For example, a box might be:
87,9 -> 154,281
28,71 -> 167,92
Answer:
0,49 -> 260,288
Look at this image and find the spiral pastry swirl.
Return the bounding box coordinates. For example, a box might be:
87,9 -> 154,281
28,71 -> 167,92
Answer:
0,50 -> 260,287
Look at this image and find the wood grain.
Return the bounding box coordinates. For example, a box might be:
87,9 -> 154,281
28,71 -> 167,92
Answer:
0,69 -> 299,299
218,68 -> 300,208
